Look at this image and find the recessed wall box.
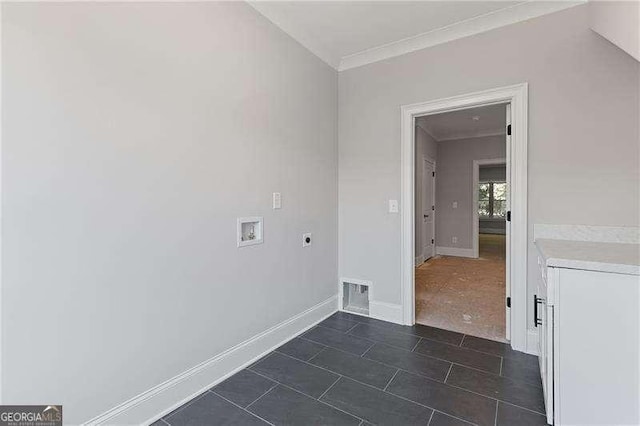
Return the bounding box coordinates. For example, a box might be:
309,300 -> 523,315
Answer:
237,217 -> 263,247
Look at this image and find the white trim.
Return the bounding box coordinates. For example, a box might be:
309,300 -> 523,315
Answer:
85,296 -> 338,425
339,1 -> 585,71
526,329 -> 539,356
435,246 -> 475,258
420,156 -> 436,262
369,301 -> 403,324
472,158 -> 507,259
400,83 -> 528,353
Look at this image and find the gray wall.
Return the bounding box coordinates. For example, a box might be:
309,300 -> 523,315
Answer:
435,136 -> 505,249
2,3 -> 337,423
338,4 -> 639,316
479,165 -> 507,182
414,126 -> 438,257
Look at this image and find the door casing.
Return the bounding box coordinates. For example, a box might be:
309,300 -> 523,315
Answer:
400,83 -> 529,353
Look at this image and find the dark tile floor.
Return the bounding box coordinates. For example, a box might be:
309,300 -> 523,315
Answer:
152,312 -> 547,426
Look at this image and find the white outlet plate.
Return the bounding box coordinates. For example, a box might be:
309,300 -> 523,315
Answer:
272,192 -> 282,209
302,233 -> 312,247
389,199 -> 399,213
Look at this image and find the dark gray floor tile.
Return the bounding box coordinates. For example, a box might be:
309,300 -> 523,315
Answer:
329,311 -> 367,323
303,326 -> 374,356
349,323 -> 421,351
250,352 -> 339,398
165,392 -> 267,426
460,335 -> 514,357
386,370 -> 496,426
212,369 -> 276,408
428,412 -> 474,426
276,338 -> 325,361
410,325 -> 465,346
446,365 -> 545,414
248,385 -> 361,425
501,356 -> 543,388
309,347 -> 397,389
150,420 -> 167,426
496,402 -> 547,426
320,378 -> 432,425
332,312 -> 417,335
318,316 -> 361,333
364,343 -> 450,382
414,339 -> 501,374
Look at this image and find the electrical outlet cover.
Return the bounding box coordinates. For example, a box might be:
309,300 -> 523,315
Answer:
302,233 -> 312,247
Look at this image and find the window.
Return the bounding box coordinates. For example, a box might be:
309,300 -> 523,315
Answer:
479,182 -> 506,218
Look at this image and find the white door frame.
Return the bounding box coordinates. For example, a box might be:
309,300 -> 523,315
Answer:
420,156 -> 436,263
400,83 -> 528,352
472,158 -> 507,259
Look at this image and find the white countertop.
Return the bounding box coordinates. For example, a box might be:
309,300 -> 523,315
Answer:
535,239 -> 640,275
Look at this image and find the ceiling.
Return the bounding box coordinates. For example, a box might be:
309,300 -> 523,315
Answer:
416,103 -> 506,141
249,1 -> 584,70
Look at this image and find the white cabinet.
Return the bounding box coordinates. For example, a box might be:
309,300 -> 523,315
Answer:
536,249 -> 640,425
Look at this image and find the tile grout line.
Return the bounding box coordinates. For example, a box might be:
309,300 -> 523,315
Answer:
267,338 -> 542,413
243,381 -> 280,411
382,369 -> 400,391
359,342 -> 375,358
257,322 -> 544,417
493,400 -> 499,426
426,410 -> 435,426
460,334 -> 466,347
444,363 -> 454,383
499,357 -> 503,376
248,360 -> 366,423
410,337 -> 422,352
306,346 -> 328,363
317,376 -> 342,401
210,390 -> 275,426
255,343 -> 532,423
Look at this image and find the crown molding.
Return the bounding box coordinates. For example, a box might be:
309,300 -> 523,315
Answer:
338,0 -> 586,71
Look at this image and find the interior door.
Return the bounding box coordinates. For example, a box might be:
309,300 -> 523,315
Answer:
422,159 -> 435,260
505,103 -> 512,341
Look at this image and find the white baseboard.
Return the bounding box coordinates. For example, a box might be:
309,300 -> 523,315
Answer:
369,300 -> 403,324
436,246 -> 475,258
85,295 -> 339,426
525,329 -> 539,356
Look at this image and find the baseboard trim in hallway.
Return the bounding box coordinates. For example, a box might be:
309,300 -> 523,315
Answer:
85,295 -> 339,426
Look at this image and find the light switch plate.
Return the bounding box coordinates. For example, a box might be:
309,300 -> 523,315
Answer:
453,201 -> 458,209
389,200 -> 399,213
273,192 -> 282,209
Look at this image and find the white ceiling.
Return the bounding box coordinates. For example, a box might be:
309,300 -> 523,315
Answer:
416,103 -> 506,141
249,1 -> 584,70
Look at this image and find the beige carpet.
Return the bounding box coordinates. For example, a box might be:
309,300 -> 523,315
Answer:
415,234 -> 506,342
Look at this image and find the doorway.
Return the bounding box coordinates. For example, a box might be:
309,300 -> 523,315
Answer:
401,83 -> 528,352
413,105 -> 509,342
